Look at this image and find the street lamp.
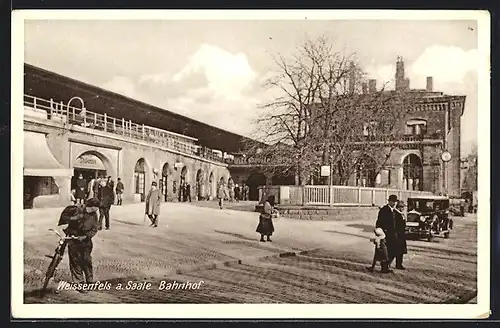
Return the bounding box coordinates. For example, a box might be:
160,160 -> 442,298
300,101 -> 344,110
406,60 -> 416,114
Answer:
441,149 -> 452,195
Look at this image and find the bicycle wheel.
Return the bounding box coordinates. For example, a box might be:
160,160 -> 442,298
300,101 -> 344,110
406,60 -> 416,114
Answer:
42,254 -> 62,292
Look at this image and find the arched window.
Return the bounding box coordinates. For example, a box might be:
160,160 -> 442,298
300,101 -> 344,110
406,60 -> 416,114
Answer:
403,154 -> 423,191
134,159 -> 146,201
160,163 -> 170,201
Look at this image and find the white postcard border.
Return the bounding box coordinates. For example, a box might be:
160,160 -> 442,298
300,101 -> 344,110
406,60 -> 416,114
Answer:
11,9 -> 491,319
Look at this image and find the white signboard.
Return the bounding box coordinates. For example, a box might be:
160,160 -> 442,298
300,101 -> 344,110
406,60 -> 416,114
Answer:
320,165 -> 331,177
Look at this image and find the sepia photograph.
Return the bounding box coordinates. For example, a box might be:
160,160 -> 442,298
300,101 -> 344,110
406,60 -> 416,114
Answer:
11,10 -> 490,319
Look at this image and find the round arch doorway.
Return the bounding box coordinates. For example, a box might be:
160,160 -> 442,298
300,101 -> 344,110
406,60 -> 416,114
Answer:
403,154 -> 423,191
208,172 -> 215,200
246,173 -> 266,201
160,163 -> 170,201
195,169 -> 205,200
134,158 -> 147,202
72,152 -> 108,195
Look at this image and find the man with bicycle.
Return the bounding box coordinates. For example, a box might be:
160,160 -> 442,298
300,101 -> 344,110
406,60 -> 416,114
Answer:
63,197 -> 100,293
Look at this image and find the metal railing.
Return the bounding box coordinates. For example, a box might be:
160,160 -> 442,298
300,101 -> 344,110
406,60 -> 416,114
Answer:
23,94 -> 228,163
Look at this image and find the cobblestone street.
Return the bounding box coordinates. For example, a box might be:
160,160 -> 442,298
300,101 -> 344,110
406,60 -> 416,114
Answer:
23,202 -> 477,304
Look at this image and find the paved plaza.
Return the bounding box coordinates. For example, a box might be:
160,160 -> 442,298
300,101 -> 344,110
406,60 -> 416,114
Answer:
23,201 -> 477,303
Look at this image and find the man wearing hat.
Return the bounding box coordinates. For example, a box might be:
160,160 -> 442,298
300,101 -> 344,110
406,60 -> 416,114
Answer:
62,197 -> 100,293
375,194 -> 399,273
145,181 -> 161,227
96,178 -> 115,230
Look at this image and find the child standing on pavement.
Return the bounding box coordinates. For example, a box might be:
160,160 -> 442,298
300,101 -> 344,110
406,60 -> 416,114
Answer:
367,228 -> 389,272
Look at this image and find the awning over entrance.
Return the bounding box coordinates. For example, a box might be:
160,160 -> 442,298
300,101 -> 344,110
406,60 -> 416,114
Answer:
23,131 -> 74,177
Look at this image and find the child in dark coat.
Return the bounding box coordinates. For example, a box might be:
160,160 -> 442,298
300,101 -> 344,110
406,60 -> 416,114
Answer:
367,228 -> 390,273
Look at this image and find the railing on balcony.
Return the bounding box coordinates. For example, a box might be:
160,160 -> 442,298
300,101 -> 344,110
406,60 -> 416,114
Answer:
23,94 -> 226,163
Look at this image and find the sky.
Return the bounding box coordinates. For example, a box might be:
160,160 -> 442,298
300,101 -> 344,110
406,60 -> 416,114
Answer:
23,18 -> 480,156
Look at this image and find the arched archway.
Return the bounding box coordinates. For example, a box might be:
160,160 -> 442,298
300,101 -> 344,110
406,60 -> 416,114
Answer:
403,154 -> 423,191
195,169 -> 205,200
271,172 -> 295,185
246,173 -> 266,201
72,150 -> 116,197
355,155 -> 377,187
178,166 -> 188,202
160,162 -> 170,201
208,172 -> 215,200
134,158 -> 147,202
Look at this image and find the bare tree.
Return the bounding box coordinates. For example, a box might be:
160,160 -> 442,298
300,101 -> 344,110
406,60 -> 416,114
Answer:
246,36 -> 413,186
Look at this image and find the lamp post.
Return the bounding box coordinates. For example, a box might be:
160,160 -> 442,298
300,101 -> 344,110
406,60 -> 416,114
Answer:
441,150 -> 452,195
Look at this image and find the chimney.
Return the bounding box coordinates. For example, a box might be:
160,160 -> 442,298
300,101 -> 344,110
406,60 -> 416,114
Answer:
426,76 -> 433,91
349,61 -> 356,94
368,79 -> 377,94
395,56 -> 405,91
362,82 -> 368,94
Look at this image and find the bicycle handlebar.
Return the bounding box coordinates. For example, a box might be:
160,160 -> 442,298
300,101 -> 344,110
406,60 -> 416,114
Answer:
48,229 -> 78,239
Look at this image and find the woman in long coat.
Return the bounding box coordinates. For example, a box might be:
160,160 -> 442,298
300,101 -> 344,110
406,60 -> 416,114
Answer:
393,200 -> 408,270
256,195 -> 276,242
145,181 -> 161,227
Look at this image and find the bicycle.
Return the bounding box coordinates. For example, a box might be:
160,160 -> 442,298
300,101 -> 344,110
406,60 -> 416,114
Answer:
40,229 -> 78,297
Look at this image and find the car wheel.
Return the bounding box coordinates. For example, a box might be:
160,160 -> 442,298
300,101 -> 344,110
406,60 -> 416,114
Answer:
444,232 -> 450,239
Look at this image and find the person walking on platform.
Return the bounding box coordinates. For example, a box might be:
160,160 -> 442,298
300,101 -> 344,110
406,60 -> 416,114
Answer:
115,177 -> 124,205
145,181 -> 161,227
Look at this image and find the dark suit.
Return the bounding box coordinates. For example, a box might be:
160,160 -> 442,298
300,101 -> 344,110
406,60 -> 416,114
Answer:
63,207 -> 98,284
393,209 -> 408,267
97,184 -> 115,229
376,204 -> 397,271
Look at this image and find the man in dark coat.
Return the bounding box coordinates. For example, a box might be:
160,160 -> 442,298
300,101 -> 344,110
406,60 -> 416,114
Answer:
63,197 -> 99,292
115,177 -> 124,205
375,194 -> 398,273
97,179 -> 115,230
145,181 -> 161,227
75,174 -> 87,205
393,200 -> 408,270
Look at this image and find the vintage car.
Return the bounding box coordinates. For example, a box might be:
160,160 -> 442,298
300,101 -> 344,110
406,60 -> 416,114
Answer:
405,195 -> 453,242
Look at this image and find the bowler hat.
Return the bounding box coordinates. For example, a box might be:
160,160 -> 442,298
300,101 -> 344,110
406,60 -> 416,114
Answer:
86,198 -> 100,207
388,194 -> 398,202
152,181 -> 157,186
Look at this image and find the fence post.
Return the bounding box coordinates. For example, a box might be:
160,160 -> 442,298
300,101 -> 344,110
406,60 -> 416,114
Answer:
371,189 -> 375,205
129,120 -> 132,137
385,188 -> 389,202
49,98 -> 54,116
94,113 -> 97,126
142,124 -> 145,139
113,117 -> 116,131
329,185 -> 334,207
122,118 -> 125,135
60,101 -> 65,116
358,187 -> 362,207
302,186 -> 306,206
33,97 -> 37,110
104,113 -> 107,132
83,108 -> 87,127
